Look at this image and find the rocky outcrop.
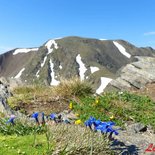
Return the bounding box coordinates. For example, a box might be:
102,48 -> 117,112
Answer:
0,78 -> 29,122
0,77 -> 12,114
108,56 -> 155,91
112,123 -> 155,155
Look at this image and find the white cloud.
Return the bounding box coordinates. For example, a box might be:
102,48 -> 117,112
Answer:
99,39 -> 107,41
144,32 -> 155,36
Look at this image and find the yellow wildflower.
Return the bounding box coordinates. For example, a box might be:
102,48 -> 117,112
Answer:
93,98 -> 100,106
75,113 -> 79,117
110,115 -> 114,120
69,102 -> 73,109
95,98 -> 99,104
75,119 -> 82,125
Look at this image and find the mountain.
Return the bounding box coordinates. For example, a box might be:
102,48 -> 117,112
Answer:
0,36 -> 155,93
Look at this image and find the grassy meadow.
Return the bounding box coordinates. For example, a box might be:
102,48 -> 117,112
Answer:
0,78 -> 155,154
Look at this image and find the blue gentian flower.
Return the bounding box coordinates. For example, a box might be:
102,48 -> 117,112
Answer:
50,113 -> 56,120
32,112 -> 39,119
32,112 -> 46,125
96,122 -> 119,135
84,116 -> 119,136
95,123 -> 108,133
32,112 -> 39,124
106,121 -> 115,126
6,115 -> 16,125
94,120 -> 102,127
112,130 -> 119,135
84,116 -> 96,129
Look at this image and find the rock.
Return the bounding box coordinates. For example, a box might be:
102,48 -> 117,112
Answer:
134,124 -> 147,133
111,125 -> 155,155
0,77 -> 31,124
56,110 -> 77,124
0,78 -> 12,114
127,123 -> 147,133
8,78 -> 23,91
108,56 -> 155,91
66,111 -> 77,120
0,77 -> 9,85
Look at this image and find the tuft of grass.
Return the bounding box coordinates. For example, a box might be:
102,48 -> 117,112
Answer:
45,124 -> 113,155
51,77 -> 94,98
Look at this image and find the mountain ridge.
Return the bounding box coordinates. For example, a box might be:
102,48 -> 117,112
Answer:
0,36 -> 155,94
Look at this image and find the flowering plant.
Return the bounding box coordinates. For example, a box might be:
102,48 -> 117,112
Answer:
84,116 -> 119,136
6,115 -> 16,125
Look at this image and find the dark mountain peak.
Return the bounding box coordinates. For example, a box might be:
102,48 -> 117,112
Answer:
0,36 -> 155,94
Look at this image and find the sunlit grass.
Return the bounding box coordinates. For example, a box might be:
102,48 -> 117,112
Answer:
2,78 -> 155,154
0,134 -> 47,155
73,91 -> 155,129
0,124 -> 113,155
51,77 -> 93,98
7,78 -> 93,110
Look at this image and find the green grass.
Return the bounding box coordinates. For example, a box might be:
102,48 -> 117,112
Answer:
6,83 -> 155,129
0,134 -> 47,155
2,82 -> 155,154
72,91 -> 155,129
0,119 -> 46,136
6,81 -> 155,129
0,124 -> 113,155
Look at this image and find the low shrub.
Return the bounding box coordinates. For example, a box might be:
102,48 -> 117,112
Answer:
46,124 -> 113,155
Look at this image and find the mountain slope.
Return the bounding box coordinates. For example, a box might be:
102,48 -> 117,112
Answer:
0,36 -> 155,93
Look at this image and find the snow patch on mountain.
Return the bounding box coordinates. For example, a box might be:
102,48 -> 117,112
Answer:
90,66 -> 99,74
41,56 -> 47,68
113,41 -> 131,58
49,59 -> 60,86
76,54 -> 87,81
54,37 -> 62,40
96,77 -> 112,94
36,70 -> 40,78
13,48 -> 38,55
14,68 -> 25,79
59,65 -> 62,69
45,40 -> 59,54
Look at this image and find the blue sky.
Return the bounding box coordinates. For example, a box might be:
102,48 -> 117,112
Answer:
0,0 -> 155,53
